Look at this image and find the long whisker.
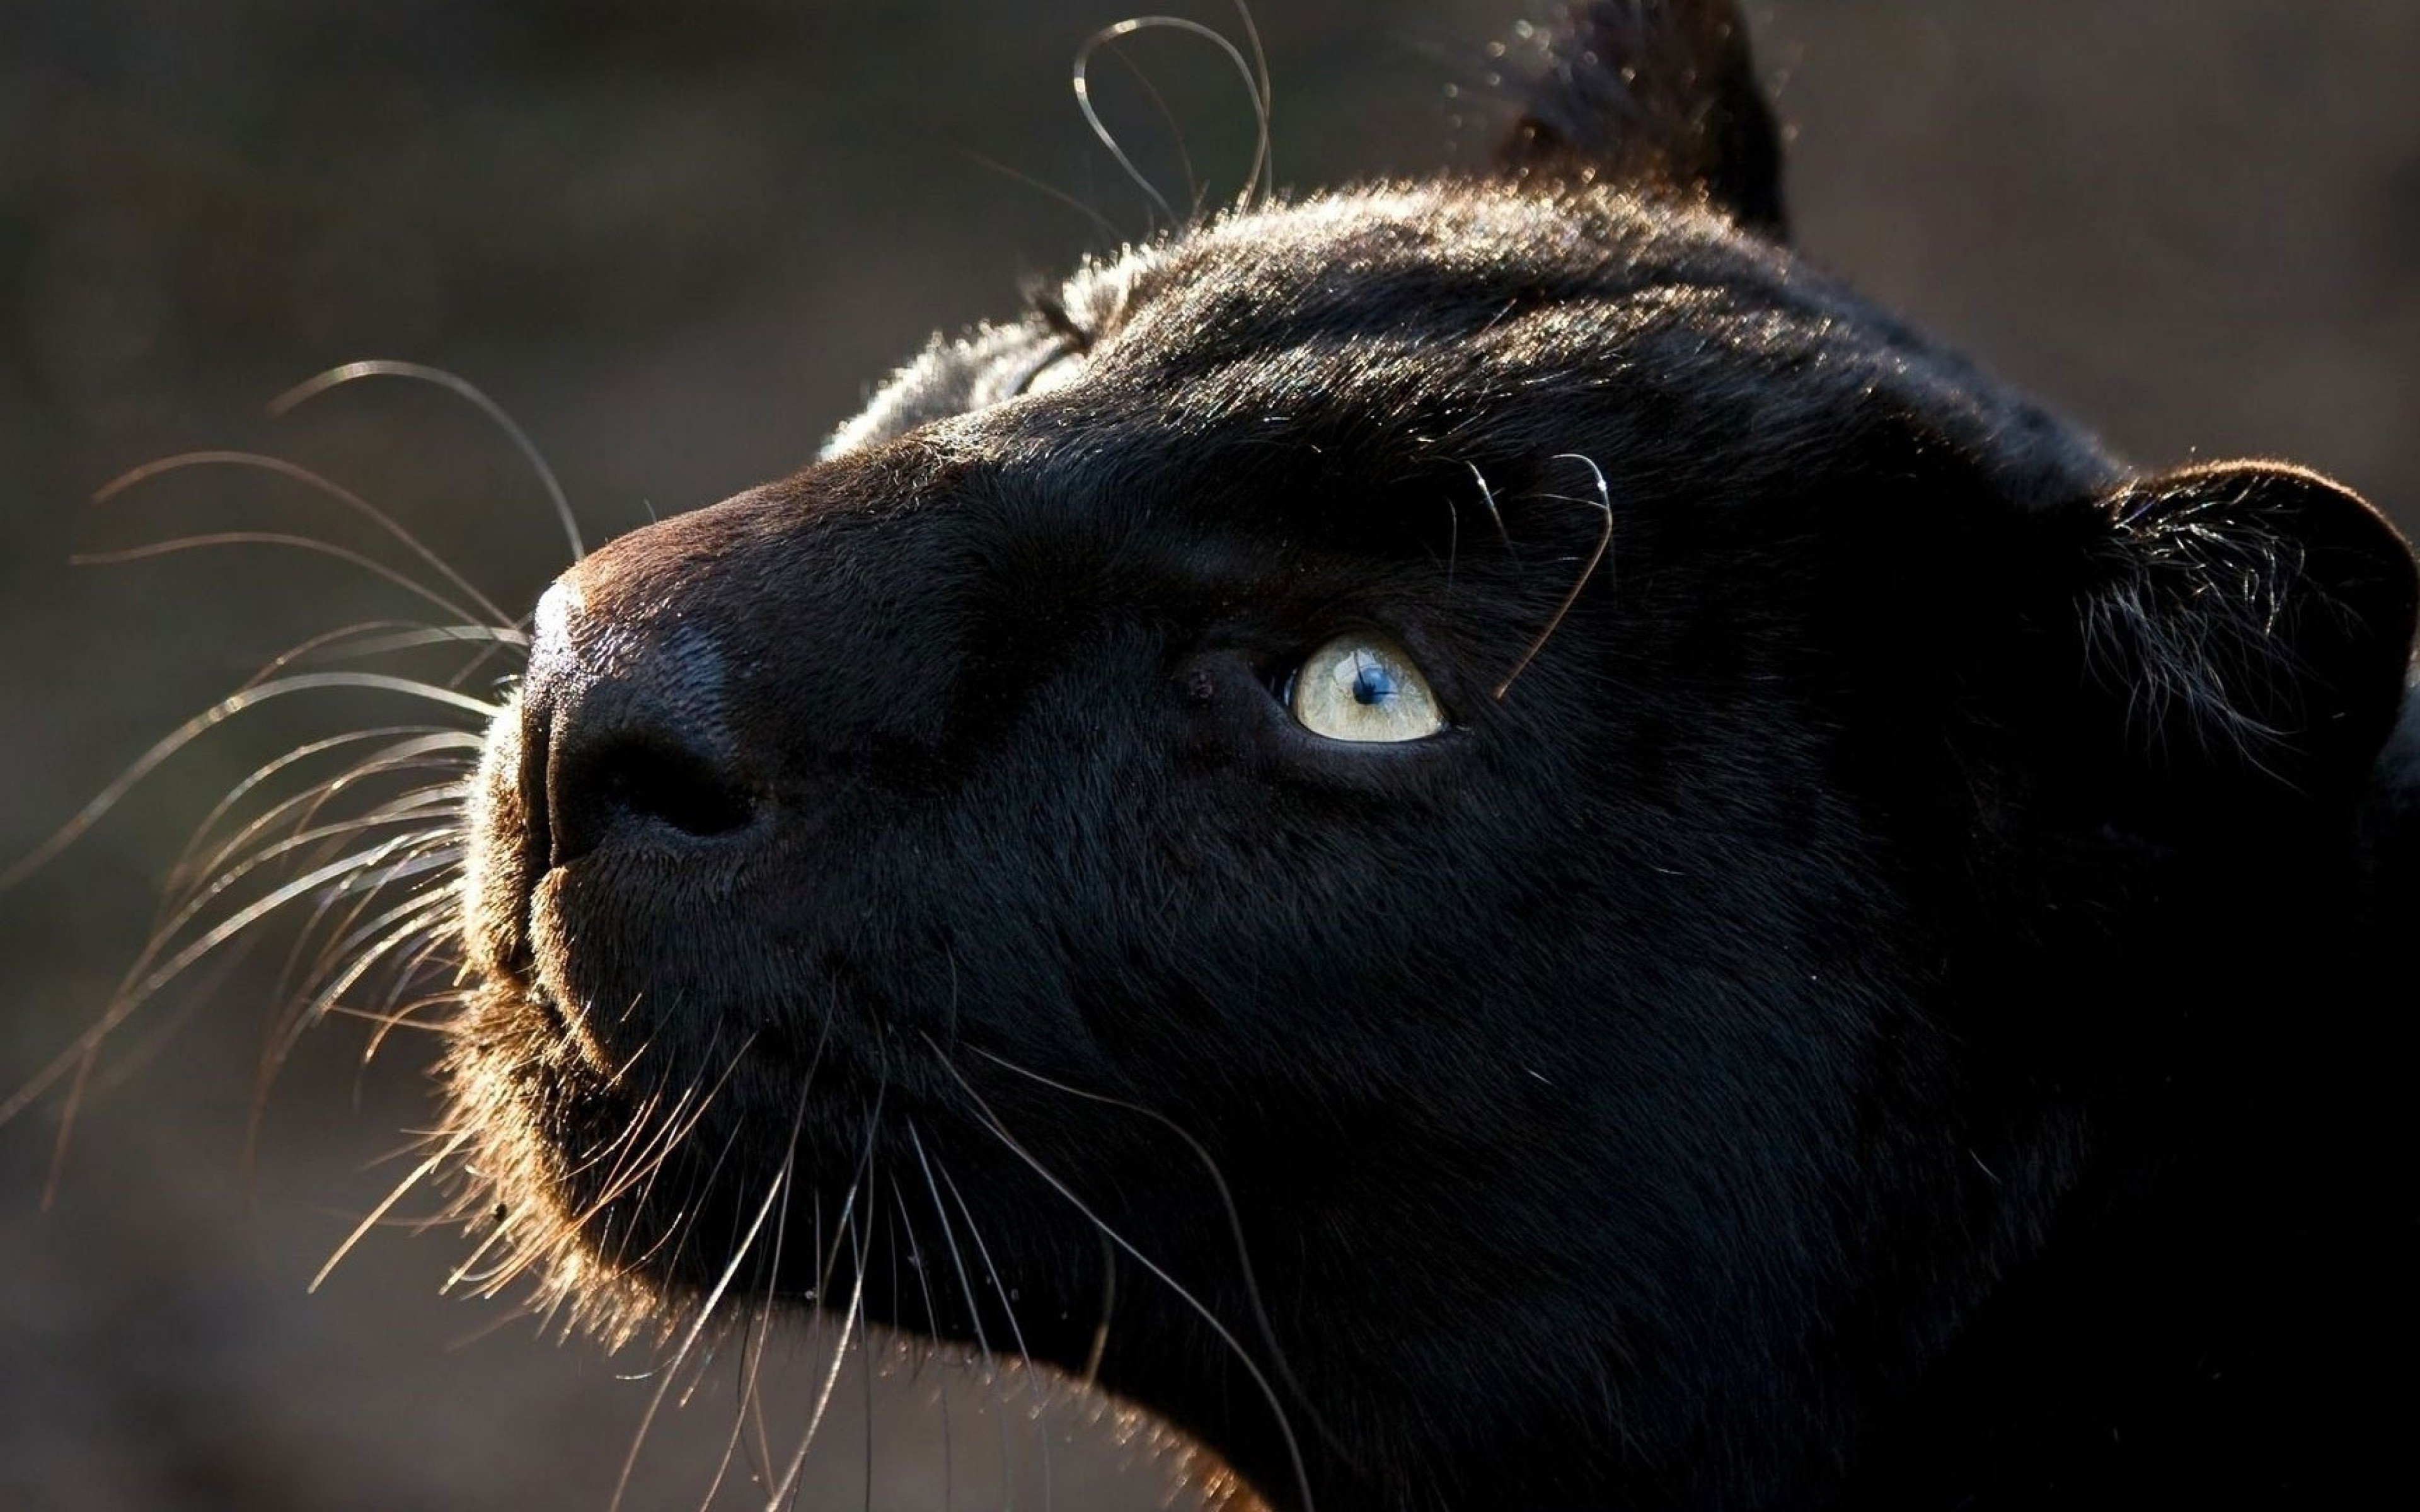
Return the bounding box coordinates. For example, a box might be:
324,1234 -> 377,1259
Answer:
908,1125 -> 994,1368
375,951 -> 461,1036
1,671 -> 495,891
766,1192 -> 868,1512
38,1049 -> 100,1211
484,1033 -> 757,1314
78,951 -> 262,1106
931,1041 -> 1317,1512
701,1069 -> 817,1512
930,1147 -> 1054,1507
159,727 -> 462,902
268,360 -> 585,563
146,811 -> 456,996
91,449 -> 516,627
1,839 -> 447,1126
267,891 -> 458,1088
231,620 -> 425,696
224,620 -> 525,714
182,769 -> 463,911
609,1161 -> 790,1512
266,804 -> 464,991
310,1125 -> 478,1292
764,1082 -> 884,1511
301,624 -> 531,663
330,990 -> 467,1046
75,534 -> 488,628
855,1189 -> 879,1511
911,1123 -> 1022,1504
884,1184 -> 957,1511
250,840 -> 459,1094
309,890 -> 459,1030
176,779 -> 467,977
627,1065 -> 754,1276
967,1043 -> 1342,1454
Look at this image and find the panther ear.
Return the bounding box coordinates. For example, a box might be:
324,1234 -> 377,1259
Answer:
2061,462 -> 2417,801
1496,0 -> 1787,238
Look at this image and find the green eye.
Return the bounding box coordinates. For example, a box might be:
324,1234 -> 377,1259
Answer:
1287,634 -> 1448,743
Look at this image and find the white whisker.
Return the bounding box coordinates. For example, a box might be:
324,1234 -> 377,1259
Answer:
160,728 -> 464,902
93,449 -> 517,626
75,533 -> 490,629
932,1041 -> 1317,1512
610,1161 -> 790,1512
268,360 -> 585,563
1,837 -> 450,1127
2,672 -> 494,893
311,1125 -> 478,1293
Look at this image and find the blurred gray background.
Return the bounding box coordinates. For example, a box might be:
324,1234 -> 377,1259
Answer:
3,3 -> 2416,1508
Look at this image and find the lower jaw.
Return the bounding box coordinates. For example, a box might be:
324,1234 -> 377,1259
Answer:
433,981 -> 943,1331
439,979 -> 1179,1363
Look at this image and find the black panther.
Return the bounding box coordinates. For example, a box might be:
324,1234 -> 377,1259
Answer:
429,3 -> 2419,1508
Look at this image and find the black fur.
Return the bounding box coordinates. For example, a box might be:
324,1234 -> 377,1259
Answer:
451,5 -> 2419,1508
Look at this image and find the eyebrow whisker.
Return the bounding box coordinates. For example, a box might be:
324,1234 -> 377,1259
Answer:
1492,452 -> 1615,702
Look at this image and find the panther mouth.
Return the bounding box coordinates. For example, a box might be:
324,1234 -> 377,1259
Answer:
454,663 -> 994,1327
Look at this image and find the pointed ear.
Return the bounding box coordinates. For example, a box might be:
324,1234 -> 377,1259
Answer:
1496,1 -> 1787,238
2064,462 -> 2417,801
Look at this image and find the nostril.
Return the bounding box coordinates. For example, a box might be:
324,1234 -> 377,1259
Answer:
601,739 -> 756,836
548,734 -> 758,868
522,575 -> 759,870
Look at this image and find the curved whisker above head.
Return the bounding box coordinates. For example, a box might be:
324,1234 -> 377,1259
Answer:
1490,451 -> 1615,702
1122,42 -> 1202,217
1072,7 -> 1273,231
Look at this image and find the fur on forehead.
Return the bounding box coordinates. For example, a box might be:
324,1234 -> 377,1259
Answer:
828,181 -> 2111,509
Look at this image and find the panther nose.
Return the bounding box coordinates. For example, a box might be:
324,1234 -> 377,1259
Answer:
521,578 -> 759,870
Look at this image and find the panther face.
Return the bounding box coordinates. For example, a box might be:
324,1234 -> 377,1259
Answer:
441,6 -> 2417,1509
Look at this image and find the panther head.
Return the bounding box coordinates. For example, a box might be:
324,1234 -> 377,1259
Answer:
445,4 -> 2418,1507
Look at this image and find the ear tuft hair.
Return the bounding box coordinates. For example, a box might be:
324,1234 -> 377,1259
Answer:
1497,1 -> 1787,238
2076,462 -> 2417,794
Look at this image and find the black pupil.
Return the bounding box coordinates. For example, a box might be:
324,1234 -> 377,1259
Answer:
1351,656 -> 1394,706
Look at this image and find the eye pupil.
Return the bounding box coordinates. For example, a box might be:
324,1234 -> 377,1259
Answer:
1349,656 -> 1393,706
